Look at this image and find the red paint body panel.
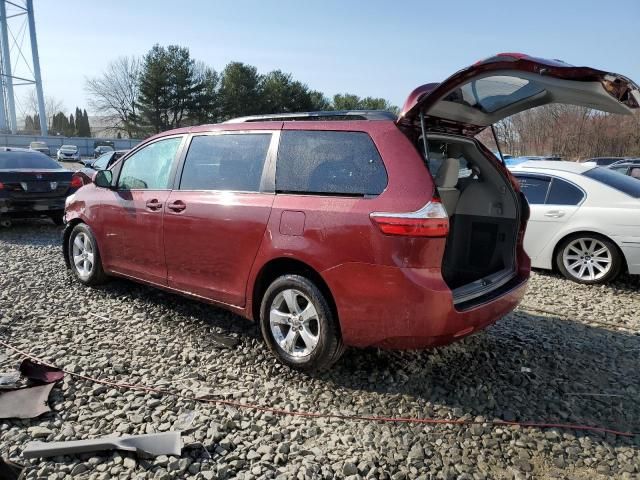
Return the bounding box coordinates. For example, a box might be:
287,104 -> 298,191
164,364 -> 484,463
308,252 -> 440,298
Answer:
322,262 -> 528,348
163,190 -> 274,306
98,188 -> 170,284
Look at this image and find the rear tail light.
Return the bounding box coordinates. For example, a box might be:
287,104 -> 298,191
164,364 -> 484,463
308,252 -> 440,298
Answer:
370,198 -> 449,237
70,176 -> 83,188
0,182 -> 4,190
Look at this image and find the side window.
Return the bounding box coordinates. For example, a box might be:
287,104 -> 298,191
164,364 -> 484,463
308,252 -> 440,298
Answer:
180,133 -> 271,191
276,131 -> 387,196
546,178 -> 584,205
117,137 -> 182,190
515,175 -> 550,205
93,153 -> 112,170
610,166 -> 629,174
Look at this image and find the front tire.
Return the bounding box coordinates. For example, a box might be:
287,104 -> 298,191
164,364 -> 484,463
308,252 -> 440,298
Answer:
68,223 -> 107,285
260,275 -> 344,373
555,234 -> 622,284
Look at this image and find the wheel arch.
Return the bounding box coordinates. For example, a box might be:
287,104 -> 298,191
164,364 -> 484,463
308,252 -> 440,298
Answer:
251,257 -> 339,328
552,230 -> 628,273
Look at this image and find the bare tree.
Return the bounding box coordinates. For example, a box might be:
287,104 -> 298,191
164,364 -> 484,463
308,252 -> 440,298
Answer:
22,89 -> 64,131
85,56 -> 141,137
478,107 -> 640,160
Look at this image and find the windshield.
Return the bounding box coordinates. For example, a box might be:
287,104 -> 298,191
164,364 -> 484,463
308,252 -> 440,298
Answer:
60,145 -> 77,151
0,152 -> 62,170
583,167 -> 640,198
30,142 -> 46,148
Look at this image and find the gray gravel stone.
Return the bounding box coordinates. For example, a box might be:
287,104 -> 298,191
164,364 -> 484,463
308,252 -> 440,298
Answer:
1,220 -> 638,480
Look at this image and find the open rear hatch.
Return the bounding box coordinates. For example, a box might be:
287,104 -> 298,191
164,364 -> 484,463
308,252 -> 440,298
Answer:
397,53 -> 639,305
398,53 -> 640,134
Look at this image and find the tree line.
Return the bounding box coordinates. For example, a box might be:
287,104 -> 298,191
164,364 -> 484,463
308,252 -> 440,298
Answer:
23,107 -> 91,137
478,105 -> 640,160
86,44 -> 398,138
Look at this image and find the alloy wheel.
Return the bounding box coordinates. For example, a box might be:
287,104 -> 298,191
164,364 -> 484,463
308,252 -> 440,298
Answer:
72,232 -> 94,279
269,289 -> 320,357
562,237 -> 612,282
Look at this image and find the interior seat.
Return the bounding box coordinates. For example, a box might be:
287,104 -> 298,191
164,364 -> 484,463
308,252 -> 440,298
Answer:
435,157 -> 460,215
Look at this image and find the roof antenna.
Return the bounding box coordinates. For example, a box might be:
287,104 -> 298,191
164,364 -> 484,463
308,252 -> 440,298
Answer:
419,108 -> 430,167
491,124 -> 505,166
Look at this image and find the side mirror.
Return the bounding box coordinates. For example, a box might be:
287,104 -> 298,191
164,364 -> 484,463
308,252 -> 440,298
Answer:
94,170 -> 114,188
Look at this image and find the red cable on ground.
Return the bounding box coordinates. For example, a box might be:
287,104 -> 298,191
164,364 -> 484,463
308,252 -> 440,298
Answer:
0,338 -> 636,438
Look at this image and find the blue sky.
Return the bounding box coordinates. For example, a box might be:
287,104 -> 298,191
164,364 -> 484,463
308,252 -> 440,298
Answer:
23,0 -> 640,114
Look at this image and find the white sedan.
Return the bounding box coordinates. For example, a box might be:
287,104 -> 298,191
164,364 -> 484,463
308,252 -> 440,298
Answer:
56,145 -> 81,162
511,161 -> 640,284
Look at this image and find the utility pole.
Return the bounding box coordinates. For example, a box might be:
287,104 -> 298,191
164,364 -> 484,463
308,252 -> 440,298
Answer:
0,0 -> 17,133
0,0 -> 47,135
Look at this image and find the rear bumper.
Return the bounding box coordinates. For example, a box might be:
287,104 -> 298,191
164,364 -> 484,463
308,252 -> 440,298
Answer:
0,198 -> 65,216
322,262 -> 528,349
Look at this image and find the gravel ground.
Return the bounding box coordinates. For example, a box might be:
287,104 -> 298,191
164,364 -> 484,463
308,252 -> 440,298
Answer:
0,219 -> 638,479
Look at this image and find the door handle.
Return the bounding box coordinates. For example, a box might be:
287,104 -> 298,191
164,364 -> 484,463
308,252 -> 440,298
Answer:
544,210 -> 565,218
145,199 -> 162,211
167,200 -> 186,213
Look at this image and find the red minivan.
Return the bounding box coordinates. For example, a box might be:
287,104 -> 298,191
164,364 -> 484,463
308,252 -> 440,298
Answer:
63,54 -> 639,371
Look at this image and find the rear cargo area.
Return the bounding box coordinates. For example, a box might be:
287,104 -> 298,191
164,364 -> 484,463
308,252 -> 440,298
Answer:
424,134 -> 519,304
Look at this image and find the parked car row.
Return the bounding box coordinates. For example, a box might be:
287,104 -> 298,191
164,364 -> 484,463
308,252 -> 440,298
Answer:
20,141 -> 124,162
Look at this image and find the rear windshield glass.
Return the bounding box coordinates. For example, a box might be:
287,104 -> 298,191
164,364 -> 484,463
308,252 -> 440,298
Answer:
583,167 -> 640,198
276,131 -> 387,196
0,152 -> 62,170
444,76 -> 545,113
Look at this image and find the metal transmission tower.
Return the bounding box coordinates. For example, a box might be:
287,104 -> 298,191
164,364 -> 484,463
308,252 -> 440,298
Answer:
0,0 -> 46,135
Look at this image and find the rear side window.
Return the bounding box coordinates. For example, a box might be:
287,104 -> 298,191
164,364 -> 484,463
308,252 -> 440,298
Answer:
583,167 -> 640,198
546,178 -> 584,205
276,131 -> 387,196
180,133 -> 271,191
515,175 -> 550,204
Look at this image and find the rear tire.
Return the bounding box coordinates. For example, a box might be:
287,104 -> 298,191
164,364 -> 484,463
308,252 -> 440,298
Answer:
260,275 -> 344,373
68,223 -> 108,285
555,234 -> 622,284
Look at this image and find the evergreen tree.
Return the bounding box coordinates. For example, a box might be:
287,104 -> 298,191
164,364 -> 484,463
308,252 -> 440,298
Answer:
74,107 -> 82,135
24,115 -> 34,132
260,70 -> 314,114
82,109 -> 91,137
137,44 -> 172,133
218,62 -> 262,120
189,63 -> 219,124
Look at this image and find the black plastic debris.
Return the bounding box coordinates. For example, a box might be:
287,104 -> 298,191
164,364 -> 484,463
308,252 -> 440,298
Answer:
0,457 -> 24,480
19,358 -> 64,384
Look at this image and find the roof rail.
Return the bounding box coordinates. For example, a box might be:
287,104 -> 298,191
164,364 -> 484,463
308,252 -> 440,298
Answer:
223,110 -> 397,123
